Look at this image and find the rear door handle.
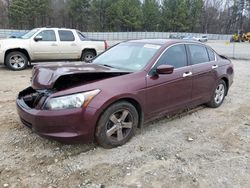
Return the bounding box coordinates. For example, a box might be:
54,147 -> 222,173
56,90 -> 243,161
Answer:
183,72 -> 192,78
71,43 -> 77,46
51,43 -> 57,46
212,65 -> 218,69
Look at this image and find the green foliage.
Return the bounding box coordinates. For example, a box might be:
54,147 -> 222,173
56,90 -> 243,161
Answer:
0,1 -> 8,28
4,0 -> 250,33
142,0 -> 160,31
161,0 -> 190,32
9,0 -> 50,29
90,0 -> 114,31
186,0 -> 203,32
68,0 -> 90,31
107,0 -> 142,31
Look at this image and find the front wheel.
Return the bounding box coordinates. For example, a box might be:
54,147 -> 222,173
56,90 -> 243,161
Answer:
5,51 -> 28,71
206,80 -> 227,108
95,101 -> 139,148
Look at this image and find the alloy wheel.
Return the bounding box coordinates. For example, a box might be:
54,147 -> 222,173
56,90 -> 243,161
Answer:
9,55 -> 25,69
214,83 -> 225,104
106,109 -> 133,142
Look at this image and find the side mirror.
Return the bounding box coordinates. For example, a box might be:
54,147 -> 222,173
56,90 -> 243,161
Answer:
34,35 -> 43,42
156,64 -> 174,74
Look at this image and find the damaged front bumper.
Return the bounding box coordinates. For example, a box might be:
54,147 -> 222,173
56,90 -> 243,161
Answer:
16,87 -> 98,143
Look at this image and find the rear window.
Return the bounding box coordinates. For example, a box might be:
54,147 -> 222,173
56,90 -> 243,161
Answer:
58,30 -> 75,41
207,48 -> 215,61
188,44 -> 209,64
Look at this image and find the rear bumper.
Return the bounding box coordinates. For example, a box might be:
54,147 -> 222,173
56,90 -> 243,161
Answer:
16,98 -> 99,143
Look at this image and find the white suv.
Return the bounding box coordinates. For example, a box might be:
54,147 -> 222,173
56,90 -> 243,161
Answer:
0,28 -> 108,70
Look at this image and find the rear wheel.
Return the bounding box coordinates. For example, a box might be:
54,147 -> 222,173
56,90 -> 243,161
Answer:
5,51 -> 28,71
95,101 -> 139,148
206,80 -> 227,108
81,50 -> 96,62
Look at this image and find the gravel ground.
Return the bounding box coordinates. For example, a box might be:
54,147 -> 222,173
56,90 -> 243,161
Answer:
0,60 -> 250,188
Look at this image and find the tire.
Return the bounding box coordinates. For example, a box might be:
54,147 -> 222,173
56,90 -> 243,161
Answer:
5,51 -> 28,71
206,80 -> 227,108
81,51 -> 96,62
95,101 -> 139,148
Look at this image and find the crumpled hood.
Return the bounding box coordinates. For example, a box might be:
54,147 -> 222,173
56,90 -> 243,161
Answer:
31,62 -> 130,90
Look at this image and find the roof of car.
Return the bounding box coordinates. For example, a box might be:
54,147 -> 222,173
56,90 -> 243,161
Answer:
127,39 -> 202,46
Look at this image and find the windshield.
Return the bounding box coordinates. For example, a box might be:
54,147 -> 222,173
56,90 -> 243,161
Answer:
93,42 -> 161,71
21,28 -> 40,39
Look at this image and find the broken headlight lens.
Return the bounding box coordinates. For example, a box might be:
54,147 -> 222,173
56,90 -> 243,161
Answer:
44,89 -> 100,110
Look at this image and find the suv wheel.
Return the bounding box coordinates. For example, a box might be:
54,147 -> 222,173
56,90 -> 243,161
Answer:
81,51 -> 95,62
95,101 -> 139,148
5,51 -> 28,71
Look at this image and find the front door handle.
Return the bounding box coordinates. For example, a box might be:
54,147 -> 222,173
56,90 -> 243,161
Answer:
51,43 -> 57,46
212,65 -> 218,69
183,72 -> 192,78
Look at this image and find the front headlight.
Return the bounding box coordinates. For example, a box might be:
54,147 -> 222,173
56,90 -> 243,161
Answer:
44,89 -> 100,110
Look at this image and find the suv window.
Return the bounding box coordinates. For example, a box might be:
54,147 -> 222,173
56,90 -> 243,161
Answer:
207,48 -> 215,61
156,44 -> 187,68
188,44 -> 209,64
36,30 -> 56,41
58,30 -> 75,41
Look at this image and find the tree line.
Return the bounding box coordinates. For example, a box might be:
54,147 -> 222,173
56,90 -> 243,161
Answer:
0,0 -> 250,34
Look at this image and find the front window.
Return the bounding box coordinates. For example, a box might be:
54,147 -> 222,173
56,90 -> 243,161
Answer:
21,28 -> 40,39
156,44 -> 188,68
35,30 -> 56,41
93,42 -> 161,71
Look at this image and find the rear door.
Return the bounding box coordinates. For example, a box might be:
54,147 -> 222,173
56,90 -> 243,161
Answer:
58,30 -> 80,59
187,44 -> 218,103
146,44 -> 193,117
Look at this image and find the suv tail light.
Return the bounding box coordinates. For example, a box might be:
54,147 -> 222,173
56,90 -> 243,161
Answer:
104,40 -> 108,50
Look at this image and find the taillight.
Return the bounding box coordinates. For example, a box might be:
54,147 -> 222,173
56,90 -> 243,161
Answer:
104,41 -> 108,50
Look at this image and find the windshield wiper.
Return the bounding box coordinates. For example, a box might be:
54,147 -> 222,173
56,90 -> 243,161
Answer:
100,64 -> 117,69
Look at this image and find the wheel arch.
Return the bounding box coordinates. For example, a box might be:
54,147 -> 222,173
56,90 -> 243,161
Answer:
220,76 -> 229,95
81,48 -> 97,56
5,48 -> 31,65
95,97 -> 144,130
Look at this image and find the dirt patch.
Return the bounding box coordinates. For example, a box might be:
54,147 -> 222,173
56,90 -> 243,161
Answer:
0,60 -> 249,188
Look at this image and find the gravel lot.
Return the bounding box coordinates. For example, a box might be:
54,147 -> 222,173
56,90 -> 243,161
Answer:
0,59 -> 250,188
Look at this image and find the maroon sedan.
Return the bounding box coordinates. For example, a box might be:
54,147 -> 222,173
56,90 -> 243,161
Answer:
17,39 -> 234,148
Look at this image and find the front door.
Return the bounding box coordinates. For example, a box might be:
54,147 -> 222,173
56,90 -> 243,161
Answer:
30,29 -> 60,60
146,44 -> 193,118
